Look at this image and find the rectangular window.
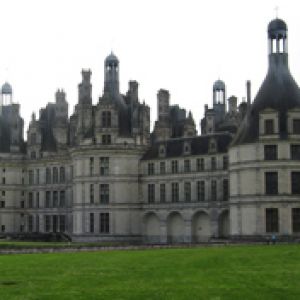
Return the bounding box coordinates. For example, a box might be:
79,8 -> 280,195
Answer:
28,192 -> 33,208
171,160 -> 178,174
29,170 -> 34,185
45,216 -> 51,232
184,182 -> 191,202
60,191 -> 65,207
53,167 -> 58,184
1,225 -> 5,233
265,119 -> 274,134
90,213 -> 94,233
184,160 -> 191,173
160,184 -> 166,203
293,119 -> 300,134
264,145 -> 277,160
36,215 -> 39,232
89,157 -> 94,175
0,201 -> 5,208
100,184 -> 109,204
100,157 -> 109,175
211,157 -> 216,170
46,168 -> 51,184
100,213 -> 109,233
90,184 -> 94,204
59,167 -> 65,183
20,200 -> 25,209
265,172 -> 278,195
266,208 -> 279,232
102,134 -> 111,145
45,191 -> 51,208
292,208 -> 300,233
223,179 -> 229,201
291,145 -> 300,160
223,156 -> 228,170
36,192 -> 39,208
211,180 -> 217,201
59,215 -> 66,232
148,184 -> 155,203
36,169 -> 40,184
196,158 -> 205,171
160,162 -> 166,174
291,172 -> 300,194
53,191 -> 58,207
102,111 -> 111,127
171,182 -> 179,202
148,163 -> 154,175
28,215 -> 33,232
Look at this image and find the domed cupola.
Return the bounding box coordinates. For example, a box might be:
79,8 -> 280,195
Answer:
232,18 -> 300,145
1,82 -> 12,95
104,51 -> 120,96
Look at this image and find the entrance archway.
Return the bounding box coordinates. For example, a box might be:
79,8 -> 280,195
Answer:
192,211 -> 211,242
167,212 -> 185,243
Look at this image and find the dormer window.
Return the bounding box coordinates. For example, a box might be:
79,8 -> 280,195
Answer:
209,138 -> 217,153
102,111 -> 111,128
159,145 -> 166,158
183,141 -> 191,155
265,119 -> 274,134
293,119 -> 300,134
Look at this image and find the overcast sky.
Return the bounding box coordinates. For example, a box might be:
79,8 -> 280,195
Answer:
1,0 -> 300,133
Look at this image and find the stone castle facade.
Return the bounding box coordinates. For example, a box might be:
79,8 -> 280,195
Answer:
0,18 -> 300,243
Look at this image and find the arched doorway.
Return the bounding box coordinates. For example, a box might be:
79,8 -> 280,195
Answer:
192,211 -> 211,242
167,212 -> 185,244
218,210 -> 229,238
144,213 -> 160,244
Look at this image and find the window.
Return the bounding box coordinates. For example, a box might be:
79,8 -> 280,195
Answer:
0,201 -> 5,208
264,145 -> 277,160
30,151 -> 36,159
184,160 -> 190,172
291,145 -> 300,160
90,213 -> 94,233
100,213 -> 109,233
102,134 -> 111,145
46,168 -> 51,184
148,163 -> 154,175
171,182 -> 179,202
53,167 -> 58,184
60,191 -> 65,207
211,180 -> 217,201
89,157 -> 94,175
45,191 -> 51,208
30,133 -> 37,144
266,208 -> 279,232
293,119 -> 300,134
36,169 -> 40,184
223,156 -> 228,170
90,184 -> 94,204
53,191 -> 58,207
211,157 -> 216,170
292,208 -> 300,233
102,111 -> 111,127
28,192 -> 33,208
1,225 -> 5,233
171,160 -> 178,174
20,200 -> 25,208
36,215 -> 39,232
45,216 -> 51,232
291,172 -> 300,194
100,184 -> 109,204
197,181 -> 205,201
36,192 -> 40,208
28,215 -> 33,232
148,184 -> 155,203
2,177 -> 5,185
265,172 -> 278,195
160,162 -> 166,174
160,184 -> 166,203
196,158 -> 205,171
2,191 -> 5,197
184,182 -> 191,202
100,157 -> 109,175
59,167 -> 65,183
59,215 -> 66,232
223,179 -> 229,201
28,170 -> 34,185
265,119 -> 274,134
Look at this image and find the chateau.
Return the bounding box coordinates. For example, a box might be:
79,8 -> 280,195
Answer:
0,18 -> 300,243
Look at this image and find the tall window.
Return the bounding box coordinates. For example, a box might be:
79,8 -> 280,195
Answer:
60,191 -> 65,207
171,182 -> 179,202
28,215 -> 33,232
160,184 -> 166,203
184,182 -> 191,202
184,160 -> 191,173
293,119 -> 300,134
36,169 -> 40,185
53,167 -> 58,184
36,192 -> 39,208
90,184 -> 94,204
100,184 -> 109,204
59,215 -> 66,232
100,157 -> 109,175
160,162 -> 166,174
265,172 -> 278,195
197,181 -> 205,201
46,168 -> 51,184
28,170 -> 34,185
102,134 -> 111,145
36,215 -> 39,232
28,192 -> 33,208
264,145 -> 277,160
266,208 -> 279,232
45,191 -> 51,208
59,167 -> 65,183
53,191 -> 58,207
211,180 -> 217,201
196,158 -> 205,171
100,213 -> 109,233
30,133 -> 37,144
223,179 -> 229,201
211,157 -> 217,170
102,111 -> 111,127
148,184 -> 155,203
89,157 -> 94,175
171,160 -> 178,174
90,213 -> 94,233
292,208 -> 300,233
265,119 -> 274,134
148,163 -> 155,175
291,145 -> 300,160
223,156 -> 228,170
291,172 -> 300,194
45,216 -> 51,232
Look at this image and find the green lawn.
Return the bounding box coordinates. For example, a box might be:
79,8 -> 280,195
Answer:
0,245 -> 300,300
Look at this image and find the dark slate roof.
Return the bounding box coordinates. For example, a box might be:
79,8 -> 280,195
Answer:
232,53 -> 300,146
142,133 -> 232,160
268,18 -> 287,37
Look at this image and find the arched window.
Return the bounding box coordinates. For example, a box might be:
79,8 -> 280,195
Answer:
53,167 -> 58,184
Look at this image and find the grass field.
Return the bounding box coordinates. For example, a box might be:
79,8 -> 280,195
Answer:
0,245 -> 300,300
